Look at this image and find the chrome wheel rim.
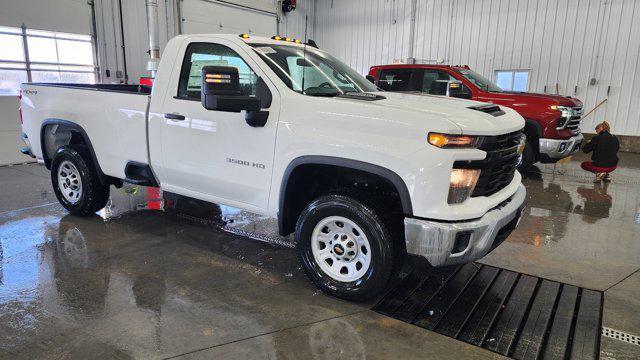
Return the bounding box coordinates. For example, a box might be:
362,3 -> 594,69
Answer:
516,152 -> 524,168
57,160 -> 82,204
311,216 -> 372,282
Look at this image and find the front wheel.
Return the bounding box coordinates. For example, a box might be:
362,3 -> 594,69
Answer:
51,146 -> 111,216
295,195 -> 396,302
517,138 -> 536,173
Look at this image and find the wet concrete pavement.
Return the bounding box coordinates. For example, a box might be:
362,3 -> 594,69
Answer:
0,152 -> 639,359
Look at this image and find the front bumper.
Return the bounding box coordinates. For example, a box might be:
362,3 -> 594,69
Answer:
404,184 -> 526,267
539,133 -> 583,161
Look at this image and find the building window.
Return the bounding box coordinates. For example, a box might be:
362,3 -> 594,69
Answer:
0,25 -> 95,96
495,70 -> 529,92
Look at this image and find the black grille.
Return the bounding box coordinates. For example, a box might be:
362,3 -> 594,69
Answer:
455,130 -> 522,197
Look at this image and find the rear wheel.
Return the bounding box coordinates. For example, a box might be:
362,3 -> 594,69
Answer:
51,146 -> 110,216
295,195 -> 396,302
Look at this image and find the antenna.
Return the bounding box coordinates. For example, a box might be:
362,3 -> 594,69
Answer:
301,15 -> 308,94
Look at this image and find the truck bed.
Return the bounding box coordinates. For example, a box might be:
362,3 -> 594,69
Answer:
21,82 -> 151,180
27,83 -> 152,95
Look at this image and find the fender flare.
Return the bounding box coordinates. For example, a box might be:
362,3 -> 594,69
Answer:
524,118 -> 542,139
278,155 -> 413,234
523,119 -> 542,153
40,118 -> 109,185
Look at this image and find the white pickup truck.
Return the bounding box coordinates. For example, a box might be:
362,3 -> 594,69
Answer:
20,34 -> 526,301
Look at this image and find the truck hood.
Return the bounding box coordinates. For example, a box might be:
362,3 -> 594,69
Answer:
500,91 -> 583,107
359,92 -> 525,135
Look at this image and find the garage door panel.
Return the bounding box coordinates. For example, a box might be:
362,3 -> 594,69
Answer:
181,0 -> 277,36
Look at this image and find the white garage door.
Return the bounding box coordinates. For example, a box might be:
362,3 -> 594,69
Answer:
181,0 -> 277,36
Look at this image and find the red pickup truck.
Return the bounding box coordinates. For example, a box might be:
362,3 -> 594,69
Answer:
367,64 -> 584,171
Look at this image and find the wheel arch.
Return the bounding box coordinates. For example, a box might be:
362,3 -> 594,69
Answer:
40,119 -> 110,185
278,156 -> 413,236
523,119 -> 542,157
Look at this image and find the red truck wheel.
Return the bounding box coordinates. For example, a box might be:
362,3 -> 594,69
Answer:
517,139 -> 535,173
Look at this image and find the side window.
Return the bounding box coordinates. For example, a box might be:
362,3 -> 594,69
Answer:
377,69 -> 419,92
177,42 -> 258,99
422,69 -> 456,95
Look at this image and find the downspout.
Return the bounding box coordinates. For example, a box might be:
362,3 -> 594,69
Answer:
117,0 -> 129,83
175,0 -> 183,34
88,0 -> 101,82
146,0 -> 161,77
406,0 -> 418,64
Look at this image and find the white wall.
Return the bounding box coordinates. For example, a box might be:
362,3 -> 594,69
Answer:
0,97 -> 31,166
0,0 -> 91,33
279,0 -> 315,40
0,0 -> 94,165
314,0 -> 640,137
180,0 -> 277,35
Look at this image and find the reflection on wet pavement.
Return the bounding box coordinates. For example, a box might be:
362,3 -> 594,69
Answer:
0,202 -> 366,358
482,153 -> 640,292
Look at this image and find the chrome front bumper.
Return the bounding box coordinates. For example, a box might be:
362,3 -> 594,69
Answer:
404,184 -> 526,267
539,133 -> 584,160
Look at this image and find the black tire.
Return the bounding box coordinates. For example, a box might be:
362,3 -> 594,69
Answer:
295,195 -> 396,302
517,138 -> 536,173
51,146 -> 111,216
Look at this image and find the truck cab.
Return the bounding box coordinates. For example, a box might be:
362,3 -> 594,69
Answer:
368,64 -> 584,170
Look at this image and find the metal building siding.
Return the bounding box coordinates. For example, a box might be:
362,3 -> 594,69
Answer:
314,0 -> 640,136
279,0 -> 315,40
314,0 -> 413,74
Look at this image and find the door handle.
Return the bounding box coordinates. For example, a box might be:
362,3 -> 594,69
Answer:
164,113 -> 185,121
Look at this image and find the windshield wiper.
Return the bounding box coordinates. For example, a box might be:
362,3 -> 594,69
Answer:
305,92 -> 341,97
337,92 -> 386,101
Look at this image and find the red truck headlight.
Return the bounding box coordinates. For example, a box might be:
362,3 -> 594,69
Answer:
448,168 -> 480,204
550,105 -> 574,129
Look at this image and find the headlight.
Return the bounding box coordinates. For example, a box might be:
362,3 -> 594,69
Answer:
550,105 -> 574,129
448,169 -> 480,204
428,133 -> 481,148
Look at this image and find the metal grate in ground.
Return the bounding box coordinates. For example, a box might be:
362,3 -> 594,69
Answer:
374,262 -> 603,359
601,327 -> 640,346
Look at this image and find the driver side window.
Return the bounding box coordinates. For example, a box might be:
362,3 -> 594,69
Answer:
422,69 -> 456,95
177,42 -> 258,100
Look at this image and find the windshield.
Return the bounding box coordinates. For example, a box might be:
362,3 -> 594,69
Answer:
453,68 -> 503,92
249,43 -> 378,96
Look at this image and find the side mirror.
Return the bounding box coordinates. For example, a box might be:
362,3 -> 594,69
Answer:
365,74 -> 375,84
447,81 -> 472,99
201,66 -> 260,112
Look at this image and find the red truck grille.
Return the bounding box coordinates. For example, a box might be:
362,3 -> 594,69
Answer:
455,130 -> 522,197
565,106 -> 583,134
